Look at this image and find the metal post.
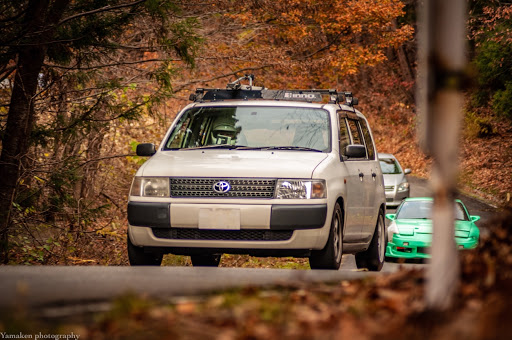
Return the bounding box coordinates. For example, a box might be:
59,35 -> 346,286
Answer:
417,0 -> 467,310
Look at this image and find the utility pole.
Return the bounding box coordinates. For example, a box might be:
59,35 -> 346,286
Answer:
417,0 -> 467,309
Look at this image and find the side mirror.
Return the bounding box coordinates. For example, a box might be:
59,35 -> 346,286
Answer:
404,168 -> 412,175
136,143 -> 156,156
345,144 -> 366,158
470,215 -> 481,222
385,213 -> 396,221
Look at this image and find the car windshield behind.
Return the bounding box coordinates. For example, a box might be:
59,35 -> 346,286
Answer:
164,106 -> 330,151
395,200 -> 470,221
380,158 -> 402,174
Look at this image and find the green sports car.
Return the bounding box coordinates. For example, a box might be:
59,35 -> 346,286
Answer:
385,197 -> 480,260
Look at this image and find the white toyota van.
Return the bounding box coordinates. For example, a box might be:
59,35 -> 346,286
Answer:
127,75 -> 386,270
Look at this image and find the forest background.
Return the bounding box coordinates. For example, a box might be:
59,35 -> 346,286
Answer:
0,0 -> 511,266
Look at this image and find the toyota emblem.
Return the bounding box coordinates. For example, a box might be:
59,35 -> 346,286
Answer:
213,180 -> 231,194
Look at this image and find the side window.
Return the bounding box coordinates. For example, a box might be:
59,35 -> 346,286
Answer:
338,116 -> 350,156
360,119 -> 375,160
346,118 -> 368,159
346,119 -> 363,145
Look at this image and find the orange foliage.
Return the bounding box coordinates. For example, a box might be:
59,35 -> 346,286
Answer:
470,4 -> 512,44
182,0 -> 413,89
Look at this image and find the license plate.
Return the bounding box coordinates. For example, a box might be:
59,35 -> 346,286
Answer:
198,208 -> 241,230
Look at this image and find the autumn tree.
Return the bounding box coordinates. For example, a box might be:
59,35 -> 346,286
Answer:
0,0 -> 201,263
177,0 -> 413,90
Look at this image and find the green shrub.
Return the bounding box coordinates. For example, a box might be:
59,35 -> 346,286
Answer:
464,111 -> 495,138
471,21 -> 512,120
492,81 -> 512,119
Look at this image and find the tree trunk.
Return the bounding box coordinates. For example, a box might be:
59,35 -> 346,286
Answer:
0,0 -> 70,263
417,0 -> 467,310
80,126 -> 106,200
391,19 -> 415,84
0,46 -> 46,264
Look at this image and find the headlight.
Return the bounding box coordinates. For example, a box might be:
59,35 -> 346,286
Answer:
397,181 -> 409,192
275,179 -> 326,199
387,223 -> 399,242
130,177 -> 169,197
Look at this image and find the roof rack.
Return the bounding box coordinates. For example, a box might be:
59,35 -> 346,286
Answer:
188,74 -> 358,107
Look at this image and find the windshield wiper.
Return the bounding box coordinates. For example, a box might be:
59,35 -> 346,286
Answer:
232,146 -> 271,150
172,145 -> 324,152
180,144 -> 248,150
262,146 -> 324,152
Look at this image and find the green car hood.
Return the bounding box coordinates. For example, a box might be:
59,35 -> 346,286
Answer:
395,219 -> 473,236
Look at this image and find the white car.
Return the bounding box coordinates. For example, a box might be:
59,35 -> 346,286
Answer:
378,153 -> 411,207
127,75 -> 386,270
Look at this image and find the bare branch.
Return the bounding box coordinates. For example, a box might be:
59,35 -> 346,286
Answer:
172,66 -> 272,92
0,65 -> 15,84
299,30 -> 346,60
58,0 -> 146,26
44,58 -> 183,71
0,6 -> 26,24
78,154 -> 134,167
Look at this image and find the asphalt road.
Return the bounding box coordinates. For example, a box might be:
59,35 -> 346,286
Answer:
0,176 -> 497,312
0,266 -> 373,311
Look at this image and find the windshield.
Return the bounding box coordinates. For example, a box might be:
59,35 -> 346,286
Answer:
380,158 -> 402,174
164,106 -> 331,151
395,200 -> 470,221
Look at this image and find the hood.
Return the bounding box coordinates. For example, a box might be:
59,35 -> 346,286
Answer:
383,173 -> 406,187
137,149 -> 329,178
395,219 -> 472,236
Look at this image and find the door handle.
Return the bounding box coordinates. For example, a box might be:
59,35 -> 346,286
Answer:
372,172 -> 377,181
359,172 -> 364,181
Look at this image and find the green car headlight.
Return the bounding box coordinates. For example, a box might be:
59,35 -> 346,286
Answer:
130,177 -> 170,197
387,224 -> 399,242
275,179 -> 326,199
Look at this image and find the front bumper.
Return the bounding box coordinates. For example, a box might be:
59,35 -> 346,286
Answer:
385,234 -> 479,259
384,189 -> 409,207
127,200 -> 329,251
128,201 -> 327,230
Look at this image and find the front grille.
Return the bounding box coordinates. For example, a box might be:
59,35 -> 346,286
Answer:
170,177 -> 276,198
384,185 -> 395,192
152,228 -> 293,241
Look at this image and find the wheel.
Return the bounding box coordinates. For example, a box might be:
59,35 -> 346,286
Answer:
190,254 -> 222,267
355,210 -> 386,271
309,202 -> 343,270
127,234 -> 163,266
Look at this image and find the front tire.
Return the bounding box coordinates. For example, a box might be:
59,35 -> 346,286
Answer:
190,254 -> 221,267
127,234 -> 163,266
309,202 -> 343,270
355,210 -> 386,271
